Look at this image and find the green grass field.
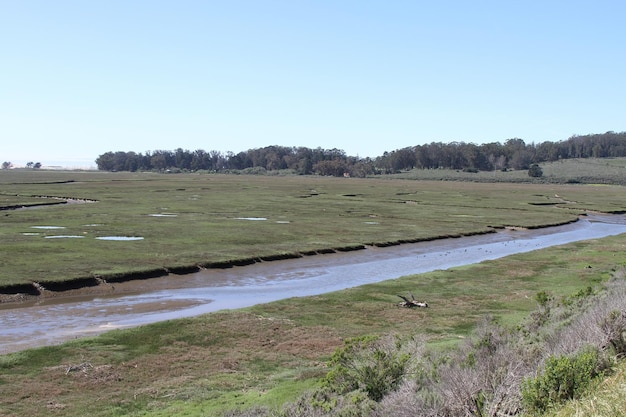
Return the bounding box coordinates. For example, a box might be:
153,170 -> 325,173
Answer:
1,168 -> 625,288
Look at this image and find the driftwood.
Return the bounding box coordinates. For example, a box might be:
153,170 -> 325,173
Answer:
65,362 -> 93,374
397,293 -> 429,308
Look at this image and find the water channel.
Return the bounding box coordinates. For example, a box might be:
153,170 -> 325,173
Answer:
1,214 -> 626,354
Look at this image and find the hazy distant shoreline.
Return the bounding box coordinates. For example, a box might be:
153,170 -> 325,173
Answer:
6,160 -> 97,170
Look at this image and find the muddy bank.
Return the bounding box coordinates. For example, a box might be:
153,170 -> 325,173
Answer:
0,219 -> 582,304
0,193 -> 98,211
0,201 -> 67,211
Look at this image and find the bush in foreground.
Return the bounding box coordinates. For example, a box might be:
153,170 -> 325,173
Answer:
224,268 -> 626,417
522,348 -> 605,414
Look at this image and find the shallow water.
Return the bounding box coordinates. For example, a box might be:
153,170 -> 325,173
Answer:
1,214 -> 625,354
95,236 -> 145,241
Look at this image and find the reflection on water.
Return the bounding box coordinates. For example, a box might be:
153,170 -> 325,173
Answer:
1,214 -> 625,353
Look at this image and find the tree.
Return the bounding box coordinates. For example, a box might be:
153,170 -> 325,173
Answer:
488,154 -> 507,172
26,162 -> 34,168
2,161 -> 12,169
95,152 -> 116,171
313,159 -> 349,177
528,164 -> 543,178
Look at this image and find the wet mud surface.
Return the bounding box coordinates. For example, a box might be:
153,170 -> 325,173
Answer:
1,214 -> 626,354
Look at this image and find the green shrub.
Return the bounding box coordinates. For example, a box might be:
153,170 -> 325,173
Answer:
323,335 -> 410,402
522,348 -> 603,414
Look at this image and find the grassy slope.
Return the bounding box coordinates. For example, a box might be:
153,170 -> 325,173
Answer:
1,233 -> 625,416
384,157 -> 626,185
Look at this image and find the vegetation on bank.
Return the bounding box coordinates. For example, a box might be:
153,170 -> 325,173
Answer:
2,169 -> 625,290
229,271 -> 626,416
217,265 -> 626,416
1,233 -> 625,416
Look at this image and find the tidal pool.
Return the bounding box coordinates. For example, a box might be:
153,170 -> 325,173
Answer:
96,236 -> 144,241
1,214 -> 625,354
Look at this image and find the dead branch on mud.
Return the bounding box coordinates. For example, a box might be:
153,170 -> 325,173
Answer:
397,293 -> 429,308
65,362 -> 93,375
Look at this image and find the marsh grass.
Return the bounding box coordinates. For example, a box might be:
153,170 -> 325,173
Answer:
2,170 -> 625,287
2,233 -> 625,416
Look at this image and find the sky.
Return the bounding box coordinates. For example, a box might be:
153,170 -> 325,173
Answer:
2,1 -> 625,168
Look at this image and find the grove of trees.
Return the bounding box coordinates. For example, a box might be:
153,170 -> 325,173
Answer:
95,131 -> 626,176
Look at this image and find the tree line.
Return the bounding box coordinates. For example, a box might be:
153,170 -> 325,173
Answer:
95,131 -> 626,176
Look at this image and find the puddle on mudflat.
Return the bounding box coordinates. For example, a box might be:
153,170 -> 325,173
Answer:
45,235 -> 85,239
149,213 -> 178,217
96,236 -> 144,241
235,217 -> 267,221
31,226 -> 66,229
22,232 -> 41,236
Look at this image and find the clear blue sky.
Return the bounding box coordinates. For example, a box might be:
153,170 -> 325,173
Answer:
2,1 -> 624,167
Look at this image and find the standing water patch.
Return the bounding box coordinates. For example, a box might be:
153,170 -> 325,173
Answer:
96,236 -> 144,241
234,217 -> 267,221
